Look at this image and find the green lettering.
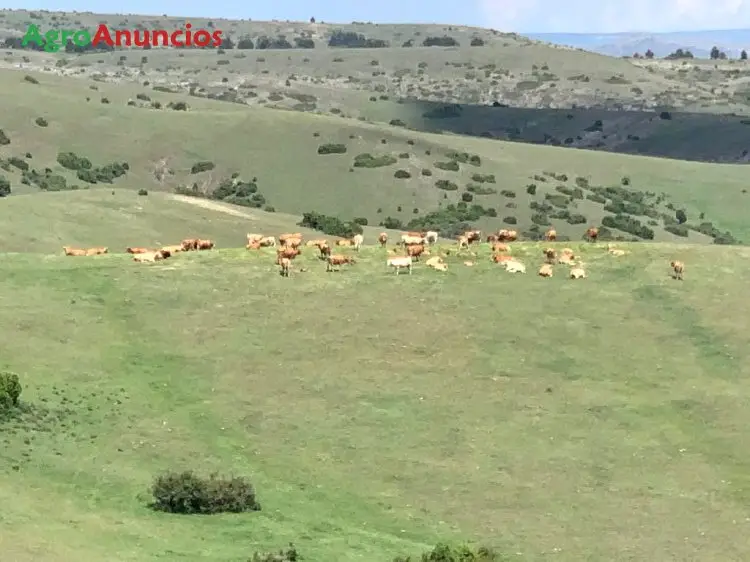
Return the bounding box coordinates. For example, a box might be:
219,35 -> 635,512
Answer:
72,30 -> 90,46
43,30 -> 60,53
21,24 -> 44,47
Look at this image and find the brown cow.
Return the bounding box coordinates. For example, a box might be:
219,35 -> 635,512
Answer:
492,242 -> 510,253
62,246 -> 87,257
85,247 -> 108,256
538,264 -> 554,277
276,247 -> 301,264
306,239 -> 328,248
378,232 -> 388,247
545,229 -> 557,241
196,239 -> 214,250
406,244 -> 429,261
586,227 -> 599,242
464,230 -> 481,244
486,234 -> 499,243
318,243 -> 332,258
181,238 -> 199,251
279,257 -> 292,277
326,254 -> 355,272
279,233 -> 302,246
161,245 -> 183,255
126,247 -> 151,254
492,254 -> 513,263
543,248 -> 556,263
246,241 -> 262,250
670,260 -> 684,280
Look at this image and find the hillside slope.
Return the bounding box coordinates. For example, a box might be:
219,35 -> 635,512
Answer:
2,240 -> 750,561
1,69 -> 748,245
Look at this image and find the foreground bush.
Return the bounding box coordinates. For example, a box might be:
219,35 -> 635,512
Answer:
0,371 -> 22,410
394,542 -> 502,561
149,470 -> 261,515
249,543 -> 300,561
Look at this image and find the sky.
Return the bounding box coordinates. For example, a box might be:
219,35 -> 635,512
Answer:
8,0 -> 750,33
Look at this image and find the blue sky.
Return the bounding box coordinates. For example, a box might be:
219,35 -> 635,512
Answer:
8,0 -> 750,33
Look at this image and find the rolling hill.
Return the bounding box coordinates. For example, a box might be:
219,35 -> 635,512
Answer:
1,7 -> 750,562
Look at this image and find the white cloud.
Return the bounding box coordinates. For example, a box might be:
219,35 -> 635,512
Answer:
478,0 -> 750,32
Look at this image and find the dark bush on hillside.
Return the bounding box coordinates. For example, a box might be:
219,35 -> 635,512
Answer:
586,193 -> 606,204
531,212 -> 550,225
35,117 -> 48,127
191,161 -> 215,174
390,119 -> 406,127
8,156 -> 29,171
353,153 -> 397,168
328,30 -> 388,48
500,189 -> 516,198
353,217 -> 368,226
294,37 -> 315,48
318,143 -> 347,155
529,201 -> 552,213
0,371 -> 22,410
676,209 -> 687,224
461,192 -> 473,202
256,35 -> 293,49
0,130 -> 9,145
575,176 -> 589,188
149,470 -> 260,515
407,203 -> 491,238
470,37 -> 485,46
665,224 -> 689,237
136,92 -> 151,101
445,151 -> 480,166
566,213 -> 587,225
471,173 -> 495,183
167,101 -> 188,111
466,184 -> 496,195
394,542 -> 500,561
545,194 -> 569,208
138,189 -> 148,196
21,169 -> 68,191
57,152 -> 92,171
24,74 -> 39,84
435,180 -> 458,191
299,211 -> 363,238
394,169 -> 411,179
421,168 -> 432,176
556,185 -> 584,199
602,214 -> 654,239
503,216 -> 517,224
603,200 -> 649,216
526,183 -> 537,195
435,160 -> 459,172
379,217 -> 403,229
0,175 -> 10,196
422,36 -> 460,47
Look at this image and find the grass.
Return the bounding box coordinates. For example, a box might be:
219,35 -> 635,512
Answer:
3,232 -> 750,561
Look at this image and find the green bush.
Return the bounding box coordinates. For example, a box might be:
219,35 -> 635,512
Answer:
466,184 -> 496,195
380,216 -> 403,229
471,173 -> 495,183
421,168 -> 432,176
0,371 -> 22,410
317,143 -> 347,155
0,175 -> 10,196
149,470 -> 261,515
353,153 -> 397,168
435,180 -> 458,191
191,161 -> 215,174
545,194 -> 569,208
531,212 -> 550,225
665,224 -> 689,237
167,101 -> 188,111
566,213 -> 587,225
434,160 -> 459,171
57,151 -> 92,171
0,130 -> 9,145
394,169 -> 411,179
35,117 -> 48,127
461,191 -> 473,202
526,183 -> 537,195
299,211 -> 363,238
503,216 -> 517,224
138,189 -> 148,196
500,189 -> 516,198
250,543 -> 300,562
602,214 -> 654,239
394,542 -> 500,561
8,156 -> 29,171
586,193 -> 607,204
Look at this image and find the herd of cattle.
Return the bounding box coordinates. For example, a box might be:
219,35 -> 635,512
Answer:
60,225 -> 686,280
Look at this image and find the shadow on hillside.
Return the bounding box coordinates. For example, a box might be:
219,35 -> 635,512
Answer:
397,101 -> 750,164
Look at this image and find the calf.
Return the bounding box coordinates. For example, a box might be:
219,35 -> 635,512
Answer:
387,255 -> 413,275
326,254 -> 355,272
378,232 -> 388,247
670,260 -> 684,280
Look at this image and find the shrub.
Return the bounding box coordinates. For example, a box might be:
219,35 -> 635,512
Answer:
602,214 -> 654,239
434,160 -> 459,171
250,544 -> 301,562
0,130 -> 9,145
0,371 -> 22,410
545,194 -> 569,208
503,216 -> 517,224
149,470 -> 261,515
466,184 -> 496,195
461,191 -> 473,202
422,36 -> 460,47
138,188 -> 148,196
8,157 -> 29,171
353,217 -> 368,226
526,183 -> 537,195
35,117 -> 48,127
421,168 -> 433,176
394,169 -> 411,179
57,152 -> 92,171
167,101 -> 188,111
566,213 -> 587,225
435,180 -> 458,191
317,143 -> 347,155
353,153 -> 397,168
394,543 -> 500,562
24,74 -> 39,84
299,211 -> 363,238
380,216 -> 403,229
471,173 -> 495,183
101,97 -> 110,104
665,224 -> 689,237
676,209 -> 687,224
500,189 -> 516,198
586,193 -> 607,204
531,212 -> 550,225
191,161 -> 215,174
389,119 -> 406,127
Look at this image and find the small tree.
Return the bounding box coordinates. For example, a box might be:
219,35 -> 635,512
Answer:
710,46 -> 720,59
0,371 -> 21,409
676,209 -> 687,224
741,49 -> 748,60
645,49 -> 654,59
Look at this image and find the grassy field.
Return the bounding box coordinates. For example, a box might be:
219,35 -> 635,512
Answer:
1,69 -> 749,245
3,231 -> 750,561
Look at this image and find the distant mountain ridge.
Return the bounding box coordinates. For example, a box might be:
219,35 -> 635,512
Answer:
526,29 -> 750,58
